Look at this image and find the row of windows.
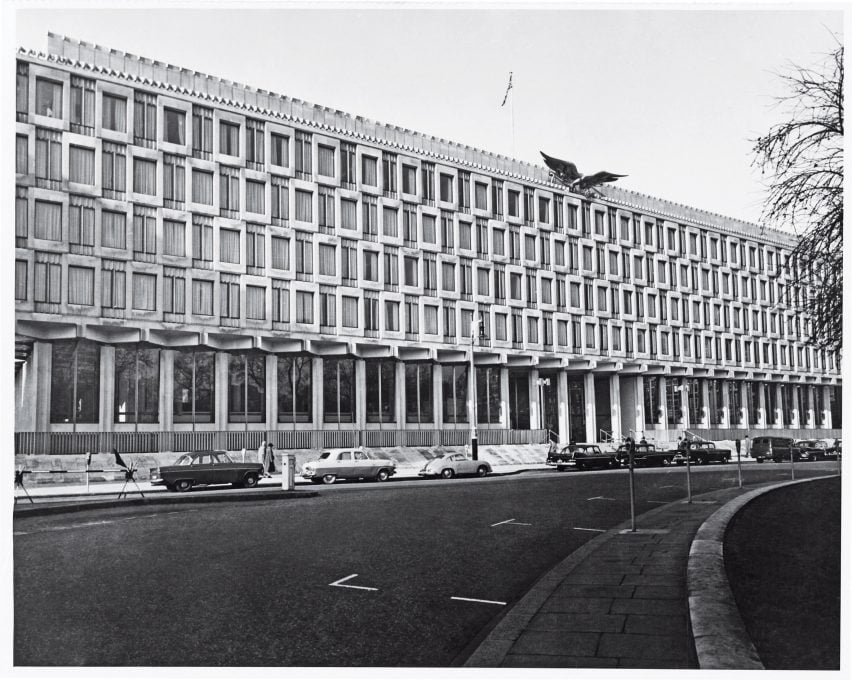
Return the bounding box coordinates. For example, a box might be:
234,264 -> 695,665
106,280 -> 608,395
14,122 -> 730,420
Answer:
17,64 -> 798,275
50,340 -> 841,427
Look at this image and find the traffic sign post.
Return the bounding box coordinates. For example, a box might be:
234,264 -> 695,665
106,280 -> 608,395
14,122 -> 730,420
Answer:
685,435 -> 692,504
735,439 -> 743,488
627,436 -> 636,532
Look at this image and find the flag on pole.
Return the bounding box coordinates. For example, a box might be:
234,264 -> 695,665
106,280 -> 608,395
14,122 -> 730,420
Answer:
501,72 -> 513,107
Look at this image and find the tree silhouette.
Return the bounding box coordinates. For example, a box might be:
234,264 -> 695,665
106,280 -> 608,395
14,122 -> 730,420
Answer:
753,42 -> 843,353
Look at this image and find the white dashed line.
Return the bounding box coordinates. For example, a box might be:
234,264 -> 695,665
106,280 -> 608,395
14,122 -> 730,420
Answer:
647,500 -> 669,505
14,509 -> 198,535
451,596 -> 506,606
329,574 -> 378,591
573,527 -> 606,533
587,496 -> 616,501
491,518 -> 516,527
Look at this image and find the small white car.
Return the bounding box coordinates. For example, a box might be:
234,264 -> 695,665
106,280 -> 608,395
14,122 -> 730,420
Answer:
418,453 -> 492,479
301,448 -> 397,485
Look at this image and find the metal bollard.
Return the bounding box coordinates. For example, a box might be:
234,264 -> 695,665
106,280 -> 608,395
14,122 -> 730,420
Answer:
281,453 -> 295,491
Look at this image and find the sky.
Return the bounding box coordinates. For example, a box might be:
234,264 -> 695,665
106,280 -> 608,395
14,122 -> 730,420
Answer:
11,5 -> 844,227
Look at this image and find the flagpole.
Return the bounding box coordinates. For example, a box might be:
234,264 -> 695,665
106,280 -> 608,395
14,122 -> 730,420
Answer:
511,83 -> 516,158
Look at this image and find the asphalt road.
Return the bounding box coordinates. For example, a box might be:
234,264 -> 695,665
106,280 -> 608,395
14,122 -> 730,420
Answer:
14,461 -> 837,667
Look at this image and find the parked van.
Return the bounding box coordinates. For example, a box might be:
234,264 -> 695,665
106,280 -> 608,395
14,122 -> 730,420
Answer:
750,436 -> 795,463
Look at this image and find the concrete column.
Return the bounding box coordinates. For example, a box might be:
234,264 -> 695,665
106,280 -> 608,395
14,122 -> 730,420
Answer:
720,379 -> 730,428
100,345 -> 115,429
658,376 -> 669,432
433,363 -> 444,429
634,375 -> 646,437
739,381 -> 749,429
529,368 -> 540,430
678,378 -> 689,432
700,379 -> 711,428
756,381 -> 767,428
557,370 -> 568,443
266,354 -> 277,428
312,357 -> 323,429
395,360 -> 406,429
16,341 -> 51,431
500,367 -> 510,429
822,385 -> 832,429
609,374 -> 622,440
162,349 -> 174,430
584,372 -> 596,443
774,383 -> 784,428
216,351 -> 229,427
790,385 -> 800,429
355,359 -> 366,429
805,385 -> 816,429
34,341 -> 52,432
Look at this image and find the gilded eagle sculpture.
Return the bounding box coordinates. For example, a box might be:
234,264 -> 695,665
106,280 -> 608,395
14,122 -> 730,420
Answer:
540,151 -> 627,193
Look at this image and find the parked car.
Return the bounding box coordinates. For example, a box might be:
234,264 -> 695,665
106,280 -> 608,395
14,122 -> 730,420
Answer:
418,453 -> 491,479
547,443 -> 618,471
750,436 -> 795,463
150,450 -> 263,492
832,439 -> 842,458
672,441 -> 731,465
614,443 -> 675,467
301,448 -> 397,485
794,439 -> 835,461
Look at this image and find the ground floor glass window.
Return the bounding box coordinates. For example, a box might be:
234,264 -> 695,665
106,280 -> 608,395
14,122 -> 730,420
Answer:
50,339 -> 100,424
324,358 -> 356,424
405,363 -> 433,424
366,359 -> 395,423
173,350 -> 215,423
228,353 -> 266,423
278,355 -> 312,423
114,345 -> 160,423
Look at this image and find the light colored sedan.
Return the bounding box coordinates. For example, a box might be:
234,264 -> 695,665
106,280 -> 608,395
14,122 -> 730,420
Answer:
301,448 -> 397,485
418,453 -> 492,479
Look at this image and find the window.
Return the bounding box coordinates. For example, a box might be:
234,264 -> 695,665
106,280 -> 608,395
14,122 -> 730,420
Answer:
228,353 -> 266,423
69,196 -> 95,249
421,162 -> 435,203
246,119 -> 264,167
405,297 -> 419,335
192,279 -> 214,315
163,267 -> 186,315
272,281 -> 289,322
362,155 -> 378,186
102,211 -> 126,250
34,200 -> 62,241
295,131 -> 312,178
133,158 -> 156,195
340,198 -> 357,231
383,206 -> 398,238
192,218 -> 214,265
422,214 -> 436,244
67,146 -> 95,185
366,359 -> 396,422
538,196 -> 550,224
246,285 -> 266,320
404,256 -> 419,287
459,221 -> 472,250
295,234 -> 313,276
219,166 -> 240,214
403,204 -> 417,245
163,154 -> 186,206
246,225 -> 265,270
476,367 -> 502,424
131,209 -> 156,258
114,346 -> 160,423
403,165 -> 417,194
424,305 -> 438,334
492,180 -> 504,218
219,121 -> 240,156
382,153 -> 397,194
363,251 -> 379,282
440,174 -> 454,203
477,268 -> 490,296
278,356 -> 312,423
405,364 -> 433,423
442,365 -> 469,424
295,189 -> 313,222
132,273 -> 157,311
34,252 -> 61,304
271,133 -> 289,167
69,77 -> 95,132
15,261 -> 27,301
441,212 -> 454,251
14,189 -> 26,244
163,108 -> 186,144
318,144 -> 335,177
508,190 -> 520,218
319,287 -> 335,327
341,239 -> 357,284
340,142 -> 356,186
219,274 -> 240,319
342,295 -> 358,327
191,169 -> 213,205
319,243 -> 336,276
271,177 -> 289,222
493,228 -> 505,256
35,78 -> 62,117
324,358 -> 356,424
16,134 -> 28,174
68,266 -> 94,306
271,236 -> 290,270
35,128 -> 62,186
16,62 -> 28,119
296,291 -> 313,323
442,262 -> 456,292
384,248 -> 399,288
246,180 -> 265,214
133,92 -> 157,146
385,301 -> 400,332
524,188 -> 535,224
192,106 -> 213,158
173,350 -> 215,423
475,182 -> 488,211
527,317 -> 539,344
50,340 -> 101,424
161,220 -> 185,257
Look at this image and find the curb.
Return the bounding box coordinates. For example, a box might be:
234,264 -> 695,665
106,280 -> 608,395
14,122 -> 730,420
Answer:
12,489 -> 320,518
686,475 -> 837,670
462,484 -> 747,667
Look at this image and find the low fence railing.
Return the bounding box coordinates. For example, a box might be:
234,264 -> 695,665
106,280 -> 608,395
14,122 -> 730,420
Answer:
15,428 -> 550,456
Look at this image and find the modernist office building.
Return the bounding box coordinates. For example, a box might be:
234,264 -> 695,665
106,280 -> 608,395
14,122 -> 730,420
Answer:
14,34 -> 842,455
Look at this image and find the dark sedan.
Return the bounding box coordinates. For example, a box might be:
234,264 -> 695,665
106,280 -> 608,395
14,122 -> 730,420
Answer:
150,451 -> 263,492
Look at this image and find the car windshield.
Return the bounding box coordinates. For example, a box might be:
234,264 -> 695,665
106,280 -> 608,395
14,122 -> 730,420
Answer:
318,452 -> 332,460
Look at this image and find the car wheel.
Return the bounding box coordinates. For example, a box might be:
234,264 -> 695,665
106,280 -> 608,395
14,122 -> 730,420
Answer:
662,457 -> 671,466
441,468 -> 455,479
322,474 -> 337,485
175,479 -> 193,493
476,465 -> 489,477
375,468 -> 390,482
243,472 -> 259,488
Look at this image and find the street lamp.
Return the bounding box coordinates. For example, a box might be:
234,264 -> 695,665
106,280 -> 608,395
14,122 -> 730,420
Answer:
469,314 -> 485,461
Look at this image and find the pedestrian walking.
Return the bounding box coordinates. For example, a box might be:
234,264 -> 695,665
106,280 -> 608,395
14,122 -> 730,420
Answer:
258,440 -> 267,472
266,442 -> 276,476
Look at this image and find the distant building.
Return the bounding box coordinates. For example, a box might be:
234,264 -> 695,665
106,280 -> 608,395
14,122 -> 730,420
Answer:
13,34 -> 842,456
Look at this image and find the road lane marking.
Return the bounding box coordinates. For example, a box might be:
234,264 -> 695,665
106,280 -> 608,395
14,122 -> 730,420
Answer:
451,596 -> 506,606
491,518 -> 532,527
329,574 -> 378,591
14,508 -> 200,536
491,518 -> 516,526
647,500 -> 669,505
573,527 -> 606,533
659,485 -> 677,489
587,496 -> 616,501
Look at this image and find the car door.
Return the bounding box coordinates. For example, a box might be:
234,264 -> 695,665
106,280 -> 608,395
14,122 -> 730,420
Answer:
336,451 -> 355,478
191,453 -> 215,484
454,454 -> 474,475
211,452 -> 239,484
353,450 -> 375,478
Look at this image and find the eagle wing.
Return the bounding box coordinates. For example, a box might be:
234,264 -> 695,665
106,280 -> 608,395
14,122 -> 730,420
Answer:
577,171 -> 627,190
540,151 -> 582,183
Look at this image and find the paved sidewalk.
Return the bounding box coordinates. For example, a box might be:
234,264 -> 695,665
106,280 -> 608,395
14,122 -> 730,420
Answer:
465,485 -> 760,669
